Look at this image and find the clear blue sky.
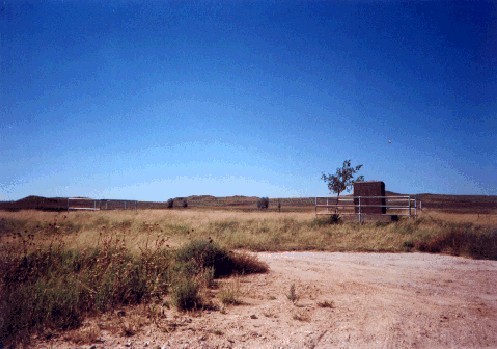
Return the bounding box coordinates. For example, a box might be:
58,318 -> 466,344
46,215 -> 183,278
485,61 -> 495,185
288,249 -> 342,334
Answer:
1,1 -> 496,200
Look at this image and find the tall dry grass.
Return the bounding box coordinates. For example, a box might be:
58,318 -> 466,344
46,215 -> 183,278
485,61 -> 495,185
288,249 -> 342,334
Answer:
1,208 -> 495,256
419,210 -> 497,226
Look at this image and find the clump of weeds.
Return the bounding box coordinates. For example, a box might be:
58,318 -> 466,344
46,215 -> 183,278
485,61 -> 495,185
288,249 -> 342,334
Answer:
317,300 -> 335,308
218,278 -> 242,305
286,283 -> 298,303
292,309 -> 311,322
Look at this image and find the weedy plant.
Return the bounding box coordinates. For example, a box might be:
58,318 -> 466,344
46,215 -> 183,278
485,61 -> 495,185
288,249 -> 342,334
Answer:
287,283 -> 298,303
218,277 -> 242,305
64,323 -> 102,344
171,277 -> 202,312
317,300 -> 335,308
292,310 -> 311,322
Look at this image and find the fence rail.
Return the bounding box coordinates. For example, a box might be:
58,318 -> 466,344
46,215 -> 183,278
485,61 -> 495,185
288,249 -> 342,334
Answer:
68,198 -> 158,211
315,195 -> 417,222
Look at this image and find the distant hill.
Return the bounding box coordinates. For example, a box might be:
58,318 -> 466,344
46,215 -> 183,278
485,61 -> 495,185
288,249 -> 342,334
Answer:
1,195 -> 69,211
415,193 -> 497,213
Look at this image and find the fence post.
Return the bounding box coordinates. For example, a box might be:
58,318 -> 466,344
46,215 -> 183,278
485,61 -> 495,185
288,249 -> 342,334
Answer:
408,195 -> 411,220
326,197 -> 329,213
67,198 -> 70,213
414,197 -> 417,218
124,201 -> 127,210
358,196 -> 362,223
314,197 -> 317,216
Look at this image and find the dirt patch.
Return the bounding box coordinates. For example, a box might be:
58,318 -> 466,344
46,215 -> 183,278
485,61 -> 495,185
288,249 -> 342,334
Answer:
33,252 -> 497,349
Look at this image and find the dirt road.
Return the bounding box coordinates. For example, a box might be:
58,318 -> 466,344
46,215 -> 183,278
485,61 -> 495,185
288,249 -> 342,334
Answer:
35,252 -> 497,349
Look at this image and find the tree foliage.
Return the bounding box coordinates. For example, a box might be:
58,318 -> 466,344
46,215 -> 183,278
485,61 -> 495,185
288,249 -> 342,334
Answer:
321,160 -> 364,198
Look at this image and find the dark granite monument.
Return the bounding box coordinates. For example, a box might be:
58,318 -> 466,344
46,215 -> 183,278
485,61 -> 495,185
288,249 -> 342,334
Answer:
354,181 -> 386,215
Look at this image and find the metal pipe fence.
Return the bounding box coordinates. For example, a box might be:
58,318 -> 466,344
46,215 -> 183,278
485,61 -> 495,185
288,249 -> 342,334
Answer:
68,198 -> 143,211
314,195 -> 417,222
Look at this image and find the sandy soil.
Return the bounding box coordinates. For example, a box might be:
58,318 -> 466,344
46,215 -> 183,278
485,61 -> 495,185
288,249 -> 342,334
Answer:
34,252 -> 497,349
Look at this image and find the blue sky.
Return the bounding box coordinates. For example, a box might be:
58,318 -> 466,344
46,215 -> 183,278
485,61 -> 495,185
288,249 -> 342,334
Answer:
1,1 -> 496,200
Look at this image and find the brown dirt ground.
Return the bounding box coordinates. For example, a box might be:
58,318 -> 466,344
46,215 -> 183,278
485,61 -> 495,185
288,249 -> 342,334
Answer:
33,252 -> 497,349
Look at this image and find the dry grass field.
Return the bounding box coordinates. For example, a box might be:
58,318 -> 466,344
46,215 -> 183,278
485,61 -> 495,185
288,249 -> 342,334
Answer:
1,208 -> 496,255
1,208 -> 496,348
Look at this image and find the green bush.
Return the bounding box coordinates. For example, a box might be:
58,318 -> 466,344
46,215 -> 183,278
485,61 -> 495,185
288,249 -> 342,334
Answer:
257,197 -> 269,210
175,239 -> 268,277
175,239 -> 232,277
171,278 -> 201,311
228,251 -> 269,274
403,240 -> 415,251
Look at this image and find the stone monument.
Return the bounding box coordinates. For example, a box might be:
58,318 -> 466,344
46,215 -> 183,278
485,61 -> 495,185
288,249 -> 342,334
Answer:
353,181 -> 386,215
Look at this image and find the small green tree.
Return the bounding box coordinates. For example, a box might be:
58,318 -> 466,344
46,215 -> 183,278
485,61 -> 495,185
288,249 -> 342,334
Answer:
167,198 -> 174,209
321,160 -> 364,214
